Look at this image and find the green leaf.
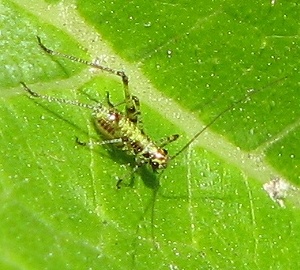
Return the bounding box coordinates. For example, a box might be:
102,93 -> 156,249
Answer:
1,0 -> 299,269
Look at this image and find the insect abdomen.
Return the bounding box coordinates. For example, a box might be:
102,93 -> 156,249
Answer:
93,107 -> 123,139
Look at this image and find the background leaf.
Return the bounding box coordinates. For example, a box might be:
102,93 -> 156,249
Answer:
1,0 -> 299,269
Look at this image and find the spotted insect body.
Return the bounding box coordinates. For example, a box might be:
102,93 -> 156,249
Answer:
22,36 -> 179,176
92,105 -> 171,170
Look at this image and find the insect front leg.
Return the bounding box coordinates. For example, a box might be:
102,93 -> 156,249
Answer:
116,164 -> 141,190
156,134 -> 180,148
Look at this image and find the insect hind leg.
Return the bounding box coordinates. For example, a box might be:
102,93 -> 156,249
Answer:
37,36 -> 130,96
37,36 -> 144,130
21,82 -> 97,110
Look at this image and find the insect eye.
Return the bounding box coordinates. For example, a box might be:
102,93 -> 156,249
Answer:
151,161 -> 159,170
127,106 -> 136,113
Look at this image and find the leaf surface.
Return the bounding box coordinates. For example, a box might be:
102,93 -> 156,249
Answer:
0,0 -> 299,269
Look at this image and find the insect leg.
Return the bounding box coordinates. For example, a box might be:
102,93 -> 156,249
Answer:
76,137 -> 123,147
116,164 -> 141,189
126,95 -> 144,133
21,82 -> 98,110
37,36 -> 127,83
156,134 -> 180,148
37,36 -> 144,130
104,92 -> 144,131
105,91 -> 115,108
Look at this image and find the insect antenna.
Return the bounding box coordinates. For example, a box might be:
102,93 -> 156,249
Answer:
170,76 -> 288,161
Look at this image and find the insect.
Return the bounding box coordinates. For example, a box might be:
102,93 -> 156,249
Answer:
22,36 -> 180,182
22,37 -> 286,186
